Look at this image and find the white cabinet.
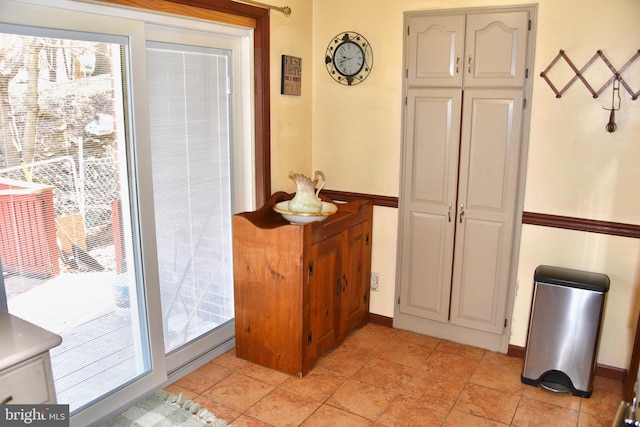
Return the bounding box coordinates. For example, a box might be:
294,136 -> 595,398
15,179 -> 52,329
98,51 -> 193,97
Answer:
0,310 -> 61,404
0,353 -> 57,404
407,11 -> 529,88
396,7 -> 534,351
407,15 -> 465,87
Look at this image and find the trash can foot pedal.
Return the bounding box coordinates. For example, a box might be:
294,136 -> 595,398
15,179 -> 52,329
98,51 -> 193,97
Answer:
540,380 -> 571,393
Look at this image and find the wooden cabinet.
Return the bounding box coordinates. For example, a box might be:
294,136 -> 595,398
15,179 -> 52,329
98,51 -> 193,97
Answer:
396,6 -> 534,351
407,10 -> 529,88
233,192 -> 372,377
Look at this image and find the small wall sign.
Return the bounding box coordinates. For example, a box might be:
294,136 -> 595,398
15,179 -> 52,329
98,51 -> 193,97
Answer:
281,55 -> 302,96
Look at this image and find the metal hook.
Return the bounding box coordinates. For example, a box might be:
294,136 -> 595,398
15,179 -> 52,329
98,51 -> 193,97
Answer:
603,79 -> 621,133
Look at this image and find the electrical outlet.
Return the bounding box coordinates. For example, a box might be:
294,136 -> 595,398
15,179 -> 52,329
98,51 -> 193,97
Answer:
370,272 -> 379,291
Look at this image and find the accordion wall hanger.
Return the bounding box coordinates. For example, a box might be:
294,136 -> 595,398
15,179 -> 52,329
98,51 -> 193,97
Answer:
540,49 -> 640,100
540,49 -> 639,132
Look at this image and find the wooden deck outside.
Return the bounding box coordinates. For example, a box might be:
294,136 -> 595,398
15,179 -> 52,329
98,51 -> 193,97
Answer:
51,310 -> 138,411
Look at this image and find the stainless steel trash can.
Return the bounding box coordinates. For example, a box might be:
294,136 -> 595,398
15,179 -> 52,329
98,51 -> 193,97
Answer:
521,265 -> 610,398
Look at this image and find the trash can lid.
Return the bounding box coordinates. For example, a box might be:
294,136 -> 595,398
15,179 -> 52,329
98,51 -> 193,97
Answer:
534,265 -> 610,293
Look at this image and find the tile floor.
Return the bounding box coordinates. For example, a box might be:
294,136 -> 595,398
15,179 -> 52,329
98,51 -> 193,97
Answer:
165,323 -> 622,426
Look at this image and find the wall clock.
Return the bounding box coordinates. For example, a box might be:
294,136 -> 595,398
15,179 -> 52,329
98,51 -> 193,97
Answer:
325,31 -> 373,86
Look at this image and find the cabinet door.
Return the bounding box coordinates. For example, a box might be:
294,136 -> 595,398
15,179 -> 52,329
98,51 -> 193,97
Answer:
398,88 -> 461,323
0,354 -> 57,404
464,11 -> 529,87
450,88 -> 523,334
407,14 -> 465,87
340,222 -> 371,335
310,233 -> 342,359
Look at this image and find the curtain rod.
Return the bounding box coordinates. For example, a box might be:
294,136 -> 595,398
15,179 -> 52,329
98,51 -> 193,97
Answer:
232,0 -> 291,16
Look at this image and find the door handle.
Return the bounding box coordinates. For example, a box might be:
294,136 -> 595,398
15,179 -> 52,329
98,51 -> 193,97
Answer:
459,203 -> 465,223
467,56 -> 472,75
455,56 -> 460,75
448,203 -> 452,222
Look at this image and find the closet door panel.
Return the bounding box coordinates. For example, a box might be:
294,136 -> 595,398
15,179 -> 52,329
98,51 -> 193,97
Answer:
400,212 -> 452,321
407,14 -> 465,87
459,89 -> 523,213
451,88 -> 523,334
409,91 -> 461,204
398,89 -> 461,322
464,11 -> 529,87
450,218 -> 505,332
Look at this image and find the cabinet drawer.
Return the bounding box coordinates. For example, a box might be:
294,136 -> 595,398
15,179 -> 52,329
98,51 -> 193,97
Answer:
0,354 -> 54,404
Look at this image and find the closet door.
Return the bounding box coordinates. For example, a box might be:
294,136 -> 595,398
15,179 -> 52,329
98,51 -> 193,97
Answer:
407,11 -> 529,88
398,6 -> 534,351
407,14 -> 465,87
398,88 -> 461,322
464,11 -> 529,87
449,88 -> 524,333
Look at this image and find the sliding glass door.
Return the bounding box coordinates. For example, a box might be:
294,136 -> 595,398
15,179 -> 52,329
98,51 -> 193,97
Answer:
0,29 -> 153,414
0,1 -> 254,425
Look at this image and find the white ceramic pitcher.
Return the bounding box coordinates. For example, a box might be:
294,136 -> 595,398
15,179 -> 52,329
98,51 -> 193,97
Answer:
287,170 -> 326,213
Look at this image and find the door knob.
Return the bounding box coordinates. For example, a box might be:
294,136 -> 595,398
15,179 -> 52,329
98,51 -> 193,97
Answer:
459,204 -> 465,223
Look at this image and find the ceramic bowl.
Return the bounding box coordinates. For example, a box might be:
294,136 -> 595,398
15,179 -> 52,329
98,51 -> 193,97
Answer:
273,201 -> 337,225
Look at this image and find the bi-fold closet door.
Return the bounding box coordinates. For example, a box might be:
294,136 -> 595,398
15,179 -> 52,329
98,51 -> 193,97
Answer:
396,8 -> 531,350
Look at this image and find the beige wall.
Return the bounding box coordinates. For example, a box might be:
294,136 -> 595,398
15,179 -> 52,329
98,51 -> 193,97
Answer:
269,0 -> 314,192
269,0 -> 640,369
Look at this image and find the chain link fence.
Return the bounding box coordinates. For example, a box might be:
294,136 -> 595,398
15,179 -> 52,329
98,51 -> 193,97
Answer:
82,156 -> 119,229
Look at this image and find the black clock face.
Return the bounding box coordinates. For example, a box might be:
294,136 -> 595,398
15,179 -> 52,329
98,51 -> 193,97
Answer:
325,32 -> 373,86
